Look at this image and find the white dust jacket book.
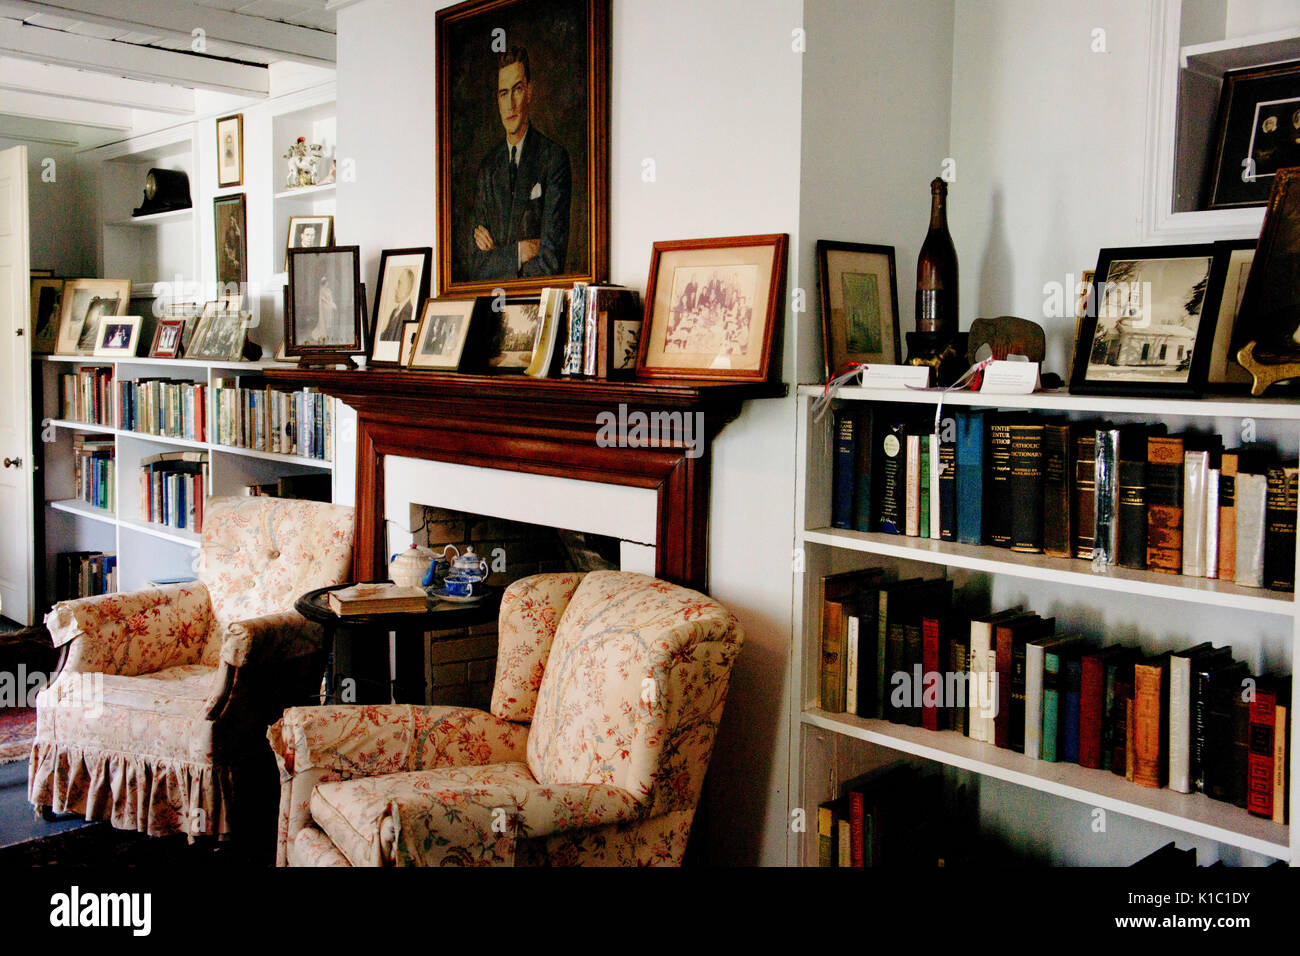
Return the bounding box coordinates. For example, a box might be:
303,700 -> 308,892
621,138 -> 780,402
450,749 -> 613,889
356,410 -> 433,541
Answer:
1168,645 -> 1212,794
905,433 -> 921,537
1205,467 -> 1220,579
845,615 -> 860,715
1182,450 -> 1208,577
968,619 -> 994,743
1235,473 -> 1268,588
1024,637 -> 1055,762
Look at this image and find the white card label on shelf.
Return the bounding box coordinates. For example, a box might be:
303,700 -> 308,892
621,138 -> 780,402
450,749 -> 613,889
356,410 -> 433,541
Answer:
978,359 -> 1039,394
860,364 -> 932,389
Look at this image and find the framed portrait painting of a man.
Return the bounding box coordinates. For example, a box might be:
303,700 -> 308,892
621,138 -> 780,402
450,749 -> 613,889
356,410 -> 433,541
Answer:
436,0 -> 609,297
369,247 -> 432,367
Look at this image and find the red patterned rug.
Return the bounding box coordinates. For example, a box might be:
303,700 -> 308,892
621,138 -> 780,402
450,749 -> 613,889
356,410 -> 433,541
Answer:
0,708 -> 35,764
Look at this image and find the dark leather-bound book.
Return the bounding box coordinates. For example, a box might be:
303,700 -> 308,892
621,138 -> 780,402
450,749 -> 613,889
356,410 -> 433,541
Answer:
955,410 -> 986,545
1080,646 -> 1132,769
948,622 -> 970,735
819,568 -> 888,714
1133,653 -> 1173,788
1232,676 -> 1253,808
1062,649 -> 1085,763
1193,654 -> 1236,793
832,409 -> 858,530
902,579 -> 952,727
994,614 -> 1051,751
873,578 -> 921,720
987,414 -> 1016,548
1009,419 -> 1045,553
1074,430 -> 1099,559
1105,651 -> 1138,775
878,421 -> 908,535
852,405 -> 879,533
1042,421 -> 1073,557
1117,424 -> 1162,569
1264,465 -> 1298,592
938,421 -> 958,541
922,611 -> 956,731
1247,675 -> 1283,819
1204,661 -> 1248,802
1146,435 -> 1186,573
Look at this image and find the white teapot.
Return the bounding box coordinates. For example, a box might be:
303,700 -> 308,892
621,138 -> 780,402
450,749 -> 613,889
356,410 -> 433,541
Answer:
389,545 -> 436,589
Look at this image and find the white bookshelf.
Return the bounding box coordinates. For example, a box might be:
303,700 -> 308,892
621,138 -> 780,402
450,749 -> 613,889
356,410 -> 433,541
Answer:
789,384 -> 1298,866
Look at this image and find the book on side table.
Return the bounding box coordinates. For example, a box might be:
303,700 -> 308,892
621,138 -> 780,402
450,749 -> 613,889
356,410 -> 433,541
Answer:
328,583 -> 428,616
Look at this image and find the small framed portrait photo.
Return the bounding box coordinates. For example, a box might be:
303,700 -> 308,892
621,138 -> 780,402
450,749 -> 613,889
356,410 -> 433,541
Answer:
286,245 -> 362,360
816,240 -> 900,381
55,278 -> 130,356
637,233 -> 788,382
369,247 -> 432,367
1204,60 -> 1300,209
149,317 -> 187,359
93,315 -> 141,357
409,298 -> 477,371
285,215 -> 334,270
188,300 -> 251,361
1068,243 -> 1219,397
216,113 -> 243,188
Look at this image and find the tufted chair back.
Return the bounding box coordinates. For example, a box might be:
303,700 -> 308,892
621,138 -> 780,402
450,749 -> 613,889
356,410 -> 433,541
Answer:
198,497 -> 355,661
495,571 -> 744,816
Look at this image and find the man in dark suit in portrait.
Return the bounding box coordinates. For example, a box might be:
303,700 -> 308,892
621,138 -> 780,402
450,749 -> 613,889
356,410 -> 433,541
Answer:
471,46 -> 571,281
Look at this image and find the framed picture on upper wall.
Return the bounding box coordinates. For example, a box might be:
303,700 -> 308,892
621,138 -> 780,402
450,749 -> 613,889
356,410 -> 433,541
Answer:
816,240 -> 900,381
369,247 -> 432,367
214,193 -> 247,297
436,0 -> 610,297
55,278 -> 130,356
1068,243 -> 1218,397
637,233 -> 788,383
1204,59 -> 1300,209
216,114 -> 244,188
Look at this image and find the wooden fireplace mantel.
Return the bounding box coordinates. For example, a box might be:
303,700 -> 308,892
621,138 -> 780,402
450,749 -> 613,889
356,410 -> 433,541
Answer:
262,367 -> 786,590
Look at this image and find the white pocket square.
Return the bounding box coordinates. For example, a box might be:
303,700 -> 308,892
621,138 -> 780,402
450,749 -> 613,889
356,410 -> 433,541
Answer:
530,182 -> 542,200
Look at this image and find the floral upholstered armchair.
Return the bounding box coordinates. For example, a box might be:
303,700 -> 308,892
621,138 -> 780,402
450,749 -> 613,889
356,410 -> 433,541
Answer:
29,496 -> 354,841
268,570 -> 745,866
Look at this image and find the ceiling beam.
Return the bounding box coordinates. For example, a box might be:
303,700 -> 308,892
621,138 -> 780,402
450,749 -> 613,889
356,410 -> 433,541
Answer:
0,87 -> 131,129
1,0 -> 334,66
0,56 -> 193,113
0,18 -> 269,96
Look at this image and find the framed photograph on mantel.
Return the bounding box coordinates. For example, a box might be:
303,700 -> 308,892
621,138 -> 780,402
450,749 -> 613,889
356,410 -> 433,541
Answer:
1068,243 -> 1218,398
637,233 -> 788,383
368,247 -> 432,367
286,246 -> 363,364
436,0 -> 610,297
816,240 -> 900,381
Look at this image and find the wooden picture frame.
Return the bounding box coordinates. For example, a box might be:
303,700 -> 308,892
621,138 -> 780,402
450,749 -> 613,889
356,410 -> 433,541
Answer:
284,215 -> 334,271
213,193 -> 248,297
1204,60 -> 1300,209
1203,239 -> 1256,388
55,278 -> 130,356
93,315 -> 141,357
409,298 -> 477,371
286,245 -> 363,361
1068,244 -> 1217,398
636,233 -> 788,382
436,0 -> 610,296
187,301 -> 251,361
30,277 -> 64,355
816,240 -> 900,381
149,317 -> 187,359
476,293 -> 542,372
1230,167 -> 1300,369
216,113 -> 244,188
369,247 -> 433,367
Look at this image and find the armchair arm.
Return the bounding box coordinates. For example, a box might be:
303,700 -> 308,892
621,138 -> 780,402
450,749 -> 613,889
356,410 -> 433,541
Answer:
45,582 -> 213,677
218,609 -> 322,669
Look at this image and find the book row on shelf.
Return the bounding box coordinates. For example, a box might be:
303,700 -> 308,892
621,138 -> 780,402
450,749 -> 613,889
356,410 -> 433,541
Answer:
242,473 -> 332,502
54,551 -> 116,601
213,377 -> 332,460
72,435 -> 114,510
59,366 -> 113,426
818,568 -> 1292,822
832,403 -> 1299,592
139,451 -> 208,532
118,378 -> 206,441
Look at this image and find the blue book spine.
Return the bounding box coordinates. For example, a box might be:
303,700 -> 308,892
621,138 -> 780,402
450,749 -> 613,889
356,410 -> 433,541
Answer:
832,411 -> 857,530
1064,657 -> 1083,763
956,410 -> 986,545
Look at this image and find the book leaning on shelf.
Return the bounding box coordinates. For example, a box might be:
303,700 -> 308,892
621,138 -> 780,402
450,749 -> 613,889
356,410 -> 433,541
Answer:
59,367 -> 114,425
212,378 -> 333,460
139,451 -> 208,533
118,378 -> 206,441
72,435 -> 114,510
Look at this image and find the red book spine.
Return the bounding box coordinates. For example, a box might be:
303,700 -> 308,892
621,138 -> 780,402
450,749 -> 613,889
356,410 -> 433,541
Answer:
848,790 -> 865,867
1247,688 -> 1277,818
995,625 -> 1013,748
922,616 -> 941,731
1079,654 -> 1106,769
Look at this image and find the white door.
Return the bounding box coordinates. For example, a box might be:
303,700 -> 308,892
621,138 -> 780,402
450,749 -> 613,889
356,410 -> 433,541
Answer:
0,145 -> 32,625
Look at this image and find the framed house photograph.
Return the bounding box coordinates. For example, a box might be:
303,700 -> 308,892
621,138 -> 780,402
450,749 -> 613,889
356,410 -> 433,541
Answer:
214,193 -> 247,296
477,294 -> 542,371
637,233 -> 788,382
1204,59 -> 1300,209
187,301 -> 251,361
55,278 -> 130,356
285,215 -> 334,270
30,276 -> 63,355
436,0 -> 610,296
409,298 -> 477,371
286,245 -> 362,360
149,317 -> 187,359
216,113 -> 244,188
369,247 -> 433,367
1069,244 -> 1218,397
816,240 -> 900,381
1204,239 -> 1256,387
93,315 -> 141,357
1230,167 -> 1300,368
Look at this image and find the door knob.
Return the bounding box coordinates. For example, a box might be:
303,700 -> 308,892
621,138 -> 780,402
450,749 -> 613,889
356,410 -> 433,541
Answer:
3,457 -> 21,468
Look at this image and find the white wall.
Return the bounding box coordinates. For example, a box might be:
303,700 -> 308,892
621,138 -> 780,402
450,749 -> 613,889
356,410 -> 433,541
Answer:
7,139 -> 95,277
336,0 -> 804,864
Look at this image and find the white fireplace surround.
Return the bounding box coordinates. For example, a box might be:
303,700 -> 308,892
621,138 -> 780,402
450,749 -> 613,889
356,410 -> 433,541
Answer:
382,455 -> 658,574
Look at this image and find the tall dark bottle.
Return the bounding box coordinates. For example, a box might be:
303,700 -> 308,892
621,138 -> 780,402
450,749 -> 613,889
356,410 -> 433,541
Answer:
915,177 -> 958,341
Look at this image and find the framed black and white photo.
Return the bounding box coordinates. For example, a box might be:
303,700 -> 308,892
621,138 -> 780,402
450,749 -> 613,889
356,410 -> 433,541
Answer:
409,298 -> 477,371
369,247 -> 432,367
216,114 -> 244,188
55,278 -> 130,356
187,300 -> 251,361
1069,244 -> 1217,397
477,294 -> 541,371
284,215 -> 334,270
93,315 -> 141,357
214,193 -> 247,297
1204,60 -> 1300,209
286,245 -> 362,361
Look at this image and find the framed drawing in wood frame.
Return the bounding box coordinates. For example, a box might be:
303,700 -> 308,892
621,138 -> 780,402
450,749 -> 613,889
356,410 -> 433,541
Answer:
216,113 -> 243,188
214,193 -> 247,298
368,247 -> 432,367
816,239 -> 900,381
286,245 -> 363,364
1068,243 -> 1217,398
636,233 -> 788,383
436,0 -> 609,297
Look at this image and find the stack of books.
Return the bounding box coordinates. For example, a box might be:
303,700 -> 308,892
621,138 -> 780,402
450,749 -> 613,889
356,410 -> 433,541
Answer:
138,451 -> 208,532
59,367 -> 114,425
118,378 -> 206,441
213,377 -> 332,460
831,404 -> 1298,592
72,435 -> 114,509
54,550 -> 116,600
